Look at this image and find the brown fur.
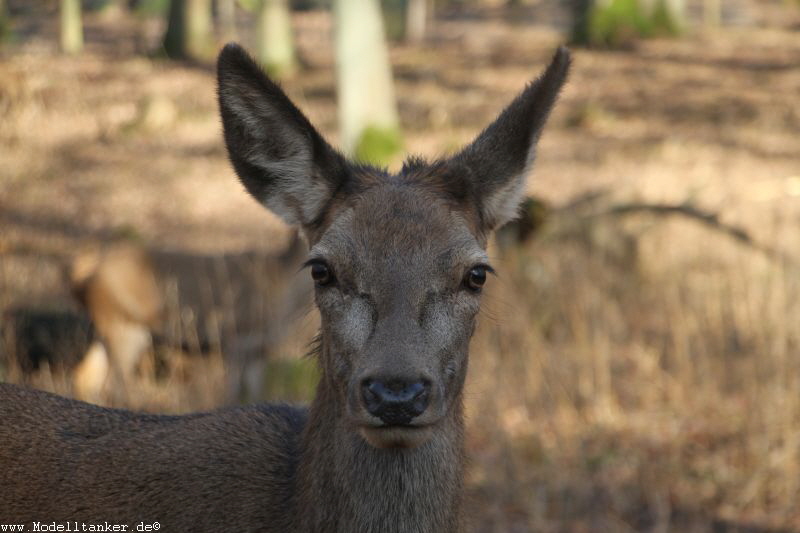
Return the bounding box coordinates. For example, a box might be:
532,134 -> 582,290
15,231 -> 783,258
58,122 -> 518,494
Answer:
0,43 -> 570,531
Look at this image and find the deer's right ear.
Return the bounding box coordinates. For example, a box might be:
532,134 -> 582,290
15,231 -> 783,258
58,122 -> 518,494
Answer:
217,43 -> 349,228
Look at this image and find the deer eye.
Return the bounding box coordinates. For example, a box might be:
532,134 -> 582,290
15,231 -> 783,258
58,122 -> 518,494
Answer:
465,265 -> 490,292
309,261 -> 334,286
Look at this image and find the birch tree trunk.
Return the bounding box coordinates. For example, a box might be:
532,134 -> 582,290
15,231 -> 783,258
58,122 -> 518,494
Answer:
661,0 -> 686,30
217,0 -> 237,43
405,0 -> 427,43
255,0 -> 295,78
60,0 -> 83,55
334,0 -> 401,162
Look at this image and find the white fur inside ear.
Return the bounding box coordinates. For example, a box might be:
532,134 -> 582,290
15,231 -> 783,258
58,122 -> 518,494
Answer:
483,151 -> 535,230
224,86 -> 332,226
260,160 -> 333,226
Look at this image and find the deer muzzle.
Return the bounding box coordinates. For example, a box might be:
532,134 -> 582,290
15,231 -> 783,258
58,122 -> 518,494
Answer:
361,378 -> 431,426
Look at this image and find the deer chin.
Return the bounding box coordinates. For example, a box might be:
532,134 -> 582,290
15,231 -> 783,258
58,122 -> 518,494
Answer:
359,424 -> 435,449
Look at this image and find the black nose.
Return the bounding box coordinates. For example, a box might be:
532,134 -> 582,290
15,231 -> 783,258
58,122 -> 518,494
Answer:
361,379 -> 430,426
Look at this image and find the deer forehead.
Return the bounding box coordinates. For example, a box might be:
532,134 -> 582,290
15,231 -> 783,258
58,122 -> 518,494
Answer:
310,184 -> 488,285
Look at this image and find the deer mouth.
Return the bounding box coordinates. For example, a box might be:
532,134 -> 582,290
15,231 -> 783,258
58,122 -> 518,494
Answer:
359,424 -> 435,449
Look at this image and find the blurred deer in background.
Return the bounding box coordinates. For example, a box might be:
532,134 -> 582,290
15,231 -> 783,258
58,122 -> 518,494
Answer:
146,233 -> 310,401
70,243 -> 163,401
0,44 -> 570,531
0,307 -> 108,402
68,234 -> 309,403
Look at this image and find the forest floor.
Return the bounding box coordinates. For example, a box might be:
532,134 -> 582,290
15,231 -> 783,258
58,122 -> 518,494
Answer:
2,1 -> 800,531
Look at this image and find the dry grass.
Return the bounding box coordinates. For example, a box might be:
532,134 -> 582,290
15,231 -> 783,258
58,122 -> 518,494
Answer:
468,216 -> 800,531
2,1 -> 800,531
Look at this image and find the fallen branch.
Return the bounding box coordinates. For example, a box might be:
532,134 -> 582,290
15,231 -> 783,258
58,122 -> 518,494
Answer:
587,201 -> 791,266
504,193 -> 795,268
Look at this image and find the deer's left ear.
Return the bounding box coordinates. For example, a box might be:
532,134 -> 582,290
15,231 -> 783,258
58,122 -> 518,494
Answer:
450,47 -> 570,233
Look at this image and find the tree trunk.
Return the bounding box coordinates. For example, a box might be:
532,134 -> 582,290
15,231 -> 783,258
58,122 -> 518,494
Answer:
185,0 -> 213,58
0,0 -> 9,44
217,0 -> 237,43
163,0 -> 184,57
60,0 -> 83,55
163,0 -> 214,60
255,0 -> 295,78
334,0 -> 401,163
661,0 -> 686,30
405,0 -> 427,43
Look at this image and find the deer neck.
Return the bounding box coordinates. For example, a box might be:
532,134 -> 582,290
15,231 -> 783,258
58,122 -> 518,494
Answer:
294,364 -> 465,533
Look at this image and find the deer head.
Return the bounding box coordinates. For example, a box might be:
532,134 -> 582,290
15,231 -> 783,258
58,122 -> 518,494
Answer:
218,43 -> 570,449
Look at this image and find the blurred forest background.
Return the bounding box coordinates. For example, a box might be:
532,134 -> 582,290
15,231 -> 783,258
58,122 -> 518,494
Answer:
1,0 -> 800,531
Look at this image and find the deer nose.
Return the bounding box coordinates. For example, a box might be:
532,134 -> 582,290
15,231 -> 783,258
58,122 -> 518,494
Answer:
361,379 -> 430,426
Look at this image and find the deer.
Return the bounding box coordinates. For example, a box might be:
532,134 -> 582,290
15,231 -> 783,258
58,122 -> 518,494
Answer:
0,306 -> 109,402
68,234 -> 309,403
69,243 -> 163,402
0,43 -> 570,531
